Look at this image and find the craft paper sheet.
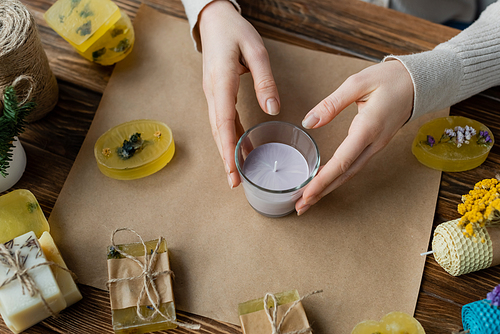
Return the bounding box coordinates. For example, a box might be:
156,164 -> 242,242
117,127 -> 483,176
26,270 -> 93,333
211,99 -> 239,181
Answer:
49,5 -> 448,333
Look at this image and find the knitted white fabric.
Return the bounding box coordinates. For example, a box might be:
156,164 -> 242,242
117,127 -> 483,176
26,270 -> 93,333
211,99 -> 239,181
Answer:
182,0 -> 500,122
181,0 -> 241,52
385,1 -> 500,121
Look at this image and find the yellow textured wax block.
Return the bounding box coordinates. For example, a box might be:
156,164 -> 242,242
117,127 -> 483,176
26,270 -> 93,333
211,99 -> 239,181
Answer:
0,189 -> 49,244
0,231 -> 66,334
351,311 -> 425,334
432,219 -> 492,276
39,232 -> 82,307
44,0 -> 134,65
95,120 -> 175,180
412,116 -> 493,172
107,239 -> 177,334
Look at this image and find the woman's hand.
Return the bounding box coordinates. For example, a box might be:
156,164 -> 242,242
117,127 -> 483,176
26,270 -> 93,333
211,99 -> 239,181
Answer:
296,60 -> 414,215
199,0 -> 280,189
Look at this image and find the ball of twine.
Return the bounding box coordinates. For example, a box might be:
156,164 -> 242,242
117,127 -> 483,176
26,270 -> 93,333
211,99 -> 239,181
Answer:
0,0 -> 58,122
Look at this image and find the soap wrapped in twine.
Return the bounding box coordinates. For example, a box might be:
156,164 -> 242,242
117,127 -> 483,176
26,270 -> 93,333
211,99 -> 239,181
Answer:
0,242 -> 76,317
106,228 -> 201,330
264,290 -> 323,334
0,0 -> 58,122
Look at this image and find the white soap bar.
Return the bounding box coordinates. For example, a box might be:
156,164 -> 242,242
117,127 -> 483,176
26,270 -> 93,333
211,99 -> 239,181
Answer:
0,231 -> 66,333
39,232 -> 82,307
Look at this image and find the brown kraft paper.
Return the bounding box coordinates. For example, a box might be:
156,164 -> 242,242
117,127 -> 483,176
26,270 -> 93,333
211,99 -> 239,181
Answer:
107,253 -> 173,310
48,5 -> 449,333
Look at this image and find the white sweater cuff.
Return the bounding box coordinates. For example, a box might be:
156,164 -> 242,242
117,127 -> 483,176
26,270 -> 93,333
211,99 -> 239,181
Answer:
384,0 -> 500,122
181,0 -> 241,52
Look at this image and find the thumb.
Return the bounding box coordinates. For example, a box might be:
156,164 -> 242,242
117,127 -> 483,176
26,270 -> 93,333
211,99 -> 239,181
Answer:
302,74 -> 372,129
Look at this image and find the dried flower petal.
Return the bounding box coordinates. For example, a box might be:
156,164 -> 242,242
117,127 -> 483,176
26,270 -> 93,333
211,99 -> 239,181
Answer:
487,284 -> 500,307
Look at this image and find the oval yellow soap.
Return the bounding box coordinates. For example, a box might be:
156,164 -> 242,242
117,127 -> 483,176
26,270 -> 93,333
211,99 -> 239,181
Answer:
94,119 -> 175,180
351,311 -> 425,334
412,116 -> 494,172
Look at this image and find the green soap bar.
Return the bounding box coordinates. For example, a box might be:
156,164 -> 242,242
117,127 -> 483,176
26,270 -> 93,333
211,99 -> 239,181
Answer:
238,290 -> 300,316
107,239 -> 177,334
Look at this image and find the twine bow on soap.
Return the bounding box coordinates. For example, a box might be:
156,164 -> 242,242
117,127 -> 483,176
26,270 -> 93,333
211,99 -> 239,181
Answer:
0,240 -> 74,317
264,290 -> 323,334
106,228 -> 201,330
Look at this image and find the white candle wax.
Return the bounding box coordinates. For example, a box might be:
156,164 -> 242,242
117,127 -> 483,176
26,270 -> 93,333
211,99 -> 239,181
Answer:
241,143 -> 310,216
243,143 -> 309,191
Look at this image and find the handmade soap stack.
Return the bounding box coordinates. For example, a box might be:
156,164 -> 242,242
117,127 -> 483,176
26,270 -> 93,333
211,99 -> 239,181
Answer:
238,290 -> 321,334
432,219 -> 493,276
461,284 -> 500,334
44,0 -> 135,65
0,189 -> 82,333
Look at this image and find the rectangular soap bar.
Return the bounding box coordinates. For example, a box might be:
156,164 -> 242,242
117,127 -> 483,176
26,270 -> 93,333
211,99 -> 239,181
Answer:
44,0 -> 121,52
0,231 -> 66,334
38,232 -> 82,307
107,239 -> 177,334
0,189 -> 49,244
238,290 -> 310,334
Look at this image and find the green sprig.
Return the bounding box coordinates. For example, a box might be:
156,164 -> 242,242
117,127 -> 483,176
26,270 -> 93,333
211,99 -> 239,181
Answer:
0,86 -> 35,177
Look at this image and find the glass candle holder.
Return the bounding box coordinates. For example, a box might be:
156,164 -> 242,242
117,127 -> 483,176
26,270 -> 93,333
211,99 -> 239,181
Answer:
235,121 -> 320,217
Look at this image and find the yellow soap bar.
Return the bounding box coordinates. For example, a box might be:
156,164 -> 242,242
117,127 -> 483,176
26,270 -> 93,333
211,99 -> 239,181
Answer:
351,311 -> 425,334
0,189 -> 49,244
238,290 -> 310,334
39,232 -> 82,307
94,120 -> 175,180
412,116 -> 494,172
44,0 -> 134,65
44,0 -> 120,52
107,239 -> 177,333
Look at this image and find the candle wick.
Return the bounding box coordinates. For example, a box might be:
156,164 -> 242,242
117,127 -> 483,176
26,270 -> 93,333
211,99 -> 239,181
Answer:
273,161 -> 277,172
420,250 -> 434,256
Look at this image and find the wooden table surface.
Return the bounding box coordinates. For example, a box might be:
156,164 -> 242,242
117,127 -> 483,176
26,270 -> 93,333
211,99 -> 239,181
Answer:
3,0 -> 500,333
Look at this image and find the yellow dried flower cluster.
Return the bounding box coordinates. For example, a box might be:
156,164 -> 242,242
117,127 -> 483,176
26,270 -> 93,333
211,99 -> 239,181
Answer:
457,178 -> 500,239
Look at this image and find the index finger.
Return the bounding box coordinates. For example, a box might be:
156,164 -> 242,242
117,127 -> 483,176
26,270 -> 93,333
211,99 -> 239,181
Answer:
302,114 -> 379,204
210,68 -> 242,185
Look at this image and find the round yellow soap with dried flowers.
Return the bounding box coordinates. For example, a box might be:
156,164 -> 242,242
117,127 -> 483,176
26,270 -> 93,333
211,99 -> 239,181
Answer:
412,116 -> 493,172
94,119 -> 175,180
351,311 -> 425,334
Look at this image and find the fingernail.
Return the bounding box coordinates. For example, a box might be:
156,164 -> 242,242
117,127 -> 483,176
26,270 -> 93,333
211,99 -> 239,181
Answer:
225,161 -> 230,174
227,174 -> 234,189
302,113 -> 319,129
297,205 -> 311,216
266,98 -> 279,116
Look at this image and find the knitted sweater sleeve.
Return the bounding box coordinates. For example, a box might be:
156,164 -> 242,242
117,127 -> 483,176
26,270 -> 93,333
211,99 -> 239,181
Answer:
384,1 -> 500,121
181,0 -> 241,52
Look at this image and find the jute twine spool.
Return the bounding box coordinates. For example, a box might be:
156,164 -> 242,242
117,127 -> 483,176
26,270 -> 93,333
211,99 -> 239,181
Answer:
0,0 -> 58,122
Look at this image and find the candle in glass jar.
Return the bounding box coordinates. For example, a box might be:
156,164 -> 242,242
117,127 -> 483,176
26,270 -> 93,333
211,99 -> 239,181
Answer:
236,121 -> 320,218
243,143 -> 309,191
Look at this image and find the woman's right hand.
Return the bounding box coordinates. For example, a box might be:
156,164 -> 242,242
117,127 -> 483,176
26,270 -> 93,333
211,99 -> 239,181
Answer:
199,0 -> 281,189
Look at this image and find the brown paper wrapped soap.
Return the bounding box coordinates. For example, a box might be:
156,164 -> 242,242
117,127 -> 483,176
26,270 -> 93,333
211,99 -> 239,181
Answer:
106,228 -> 199,334
238,290 -> 322,334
